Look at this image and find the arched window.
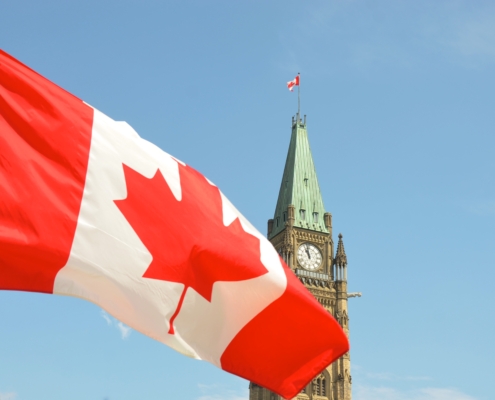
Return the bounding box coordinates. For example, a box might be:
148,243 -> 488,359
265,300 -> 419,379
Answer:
313,374 -> 328,397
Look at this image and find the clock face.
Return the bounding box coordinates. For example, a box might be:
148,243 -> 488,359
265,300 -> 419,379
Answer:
297,243 -> 322,271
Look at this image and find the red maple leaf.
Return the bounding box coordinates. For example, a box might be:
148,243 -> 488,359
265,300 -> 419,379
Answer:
114,163 -> 268,334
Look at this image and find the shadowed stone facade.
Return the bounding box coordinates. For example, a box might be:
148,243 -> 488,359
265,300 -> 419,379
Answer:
249,115 -> 352,400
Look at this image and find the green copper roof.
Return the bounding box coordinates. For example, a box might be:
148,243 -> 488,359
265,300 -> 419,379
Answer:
269,117 -> 328,239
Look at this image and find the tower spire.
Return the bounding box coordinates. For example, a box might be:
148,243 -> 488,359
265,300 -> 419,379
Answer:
334,233 -> 348,281
269,114 -> 327,239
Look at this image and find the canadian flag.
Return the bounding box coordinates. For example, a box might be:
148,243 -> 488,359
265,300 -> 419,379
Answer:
287,75 -> 300,91
0,50 -> 348,399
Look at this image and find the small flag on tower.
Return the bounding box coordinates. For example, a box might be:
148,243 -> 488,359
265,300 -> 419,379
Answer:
287,74 -> 300,91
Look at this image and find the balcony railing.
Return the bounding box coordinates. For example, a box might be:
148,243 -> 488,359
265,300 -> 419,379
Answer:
294,269 -> 329,280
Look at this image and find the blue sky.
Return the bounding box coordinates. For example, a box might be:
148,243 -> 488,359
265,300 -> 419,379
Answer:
1,1 -> 494,399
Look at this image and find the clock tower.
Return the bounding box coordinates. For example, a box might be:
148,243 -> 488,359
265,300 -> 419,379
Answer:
249,114 -> 353,400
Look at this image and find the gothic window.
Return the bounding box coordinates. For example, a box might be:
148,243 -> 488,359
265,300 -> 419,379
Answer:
313,212 -> 318,223
300,209 -> 306,220
313,374 -> 327,397
283,212 -> 287,222
276,217 -> 280,227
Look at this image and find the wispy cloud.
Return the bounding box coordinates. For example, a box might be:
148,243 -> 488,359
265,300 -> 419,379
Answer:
279,1 -> 495,72
403,376 -> 432,382
196,383 -> 248,400
0,393 -> 17,400
440,12 -> 495,58
353,366 -> 473,400
117,322 -> 131,339
364,372 -> 431,382
355,386 -> 477,400
101,310 -> 132,340
420,2 -> 495,65
468,200 -> 495,216
353,365 -> 431,382
101,310 -> 112,325
196,395 -> 247,400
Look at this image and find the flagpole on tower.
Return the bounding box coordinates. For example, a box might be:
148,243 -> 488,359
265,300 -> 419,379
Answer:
287,73 -> 301,121
297,72 -> 301,122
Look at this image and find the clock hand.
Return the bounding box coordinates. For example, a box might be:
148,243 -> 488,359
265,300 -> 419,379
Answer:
305,245 -> 311,259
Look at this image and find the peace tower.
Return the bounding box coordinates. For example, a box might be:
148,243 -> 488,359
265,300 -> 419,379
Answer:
249,114 -> 356,400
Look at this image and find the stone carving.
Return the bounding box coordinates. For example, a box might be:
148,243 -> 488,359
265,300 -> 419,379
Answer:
308,288 -> 335,297
342,310 -> 348,326
295,230 -> 327,243
281,225 -> 292,255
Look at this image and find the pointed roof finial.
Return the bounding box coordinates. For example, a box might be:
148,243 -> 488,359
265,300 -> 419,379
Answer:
334,233 -> 347,267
